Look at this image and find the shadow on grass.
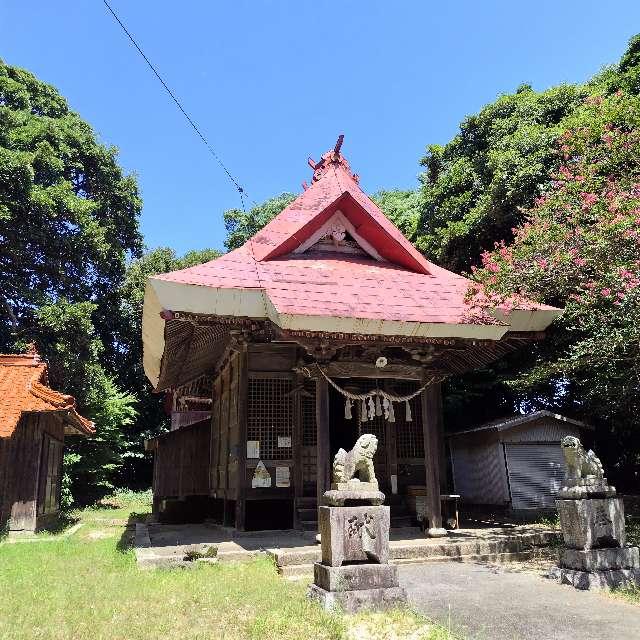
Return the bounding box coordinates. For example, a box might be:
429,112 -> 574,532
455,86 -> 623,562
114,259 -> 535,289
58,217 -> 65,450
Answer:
39,512 -> 81,536
116,512 -> 151,554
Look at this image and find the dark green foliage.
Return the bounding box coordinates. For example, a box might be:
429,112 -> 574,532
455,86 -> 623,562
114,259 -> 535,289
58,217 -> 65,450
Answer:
416,83 -> 586,272
223,193 -> 296,251
0,59 -> 143,500
115,247 -> 222,489
371,190 -> 421,240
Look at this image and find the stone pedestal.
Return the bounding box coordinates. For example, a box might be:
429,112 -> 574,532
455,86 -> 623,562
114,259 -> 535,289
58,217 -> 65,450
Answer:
553,496 -> 640,590
319,505 -> 389,566
309,498 -> 406,612
556,498 -> 625,549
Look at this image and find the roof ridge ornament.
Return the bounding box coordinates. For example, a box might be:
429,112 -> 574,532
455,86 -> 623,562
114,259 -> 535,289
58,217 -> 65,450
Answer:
308,135 -> 360,184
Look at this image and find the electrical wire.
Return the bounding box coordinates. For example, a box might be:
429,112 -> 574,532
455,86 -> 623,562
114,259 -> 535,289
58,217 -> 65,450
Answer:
102,0 -> 248,210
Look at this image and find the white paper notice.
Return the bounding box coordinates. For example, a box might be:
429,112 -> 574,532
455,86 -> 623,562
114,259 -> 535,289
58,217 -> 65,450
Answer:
247,440 -> 260,459
277,436 -> 292,448
275,466 -> 290,488
390,474 -> 398,495
252,461 -> 272,488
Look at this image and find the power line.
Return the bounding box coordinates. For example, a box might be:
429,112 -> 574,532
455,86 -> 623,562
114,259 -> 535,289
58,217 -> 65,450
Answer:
102,0 -> 249,210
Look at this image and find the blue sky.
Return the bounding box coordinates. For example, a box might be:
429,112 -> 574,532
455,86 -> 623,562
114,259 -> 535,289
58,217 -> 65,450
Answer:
3,2 -> 640,254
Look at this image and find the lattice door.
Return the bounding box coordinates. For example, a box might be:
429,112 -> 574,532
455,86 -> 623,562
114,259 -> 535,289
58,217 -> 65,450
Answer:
393,381 -> 425,461
247,378 -> 293,460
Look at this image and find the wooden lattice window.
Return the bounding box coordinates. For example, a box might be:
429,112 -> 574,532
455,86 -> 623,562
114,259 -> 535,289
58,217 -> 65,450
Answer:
301,378 -> 316,446
248,378 -> 293,460
394,381 -> 425,459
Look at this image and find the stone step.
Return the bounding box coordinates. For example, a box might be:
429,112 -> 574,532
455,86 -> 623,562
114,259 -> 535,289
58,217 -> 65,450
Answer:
391,550 -> 533,566
296,497 -> 318,507
268,546 -> 321,567
275,549 -> 536,577
279,563 -> 315,579
271,530 -> 560,573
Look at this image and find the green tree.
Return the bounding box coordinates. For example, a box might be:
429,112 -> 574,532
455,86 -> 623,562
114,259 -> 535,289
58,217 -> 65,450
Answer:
223,193 -> 296,251
471,90 -> 640,484
416,83 -> 586,272
0,60 -> 142,499
371,190 -> 421,240
116,247 -> 221,486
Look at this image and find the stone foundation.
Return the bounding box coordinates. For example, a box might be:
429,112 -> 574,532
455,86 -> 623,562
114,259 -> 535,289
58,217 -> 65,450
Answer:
550,566 -> 640,590
308,583 -> 407,613
555,493 -> 640,591
560,547 -> 639,572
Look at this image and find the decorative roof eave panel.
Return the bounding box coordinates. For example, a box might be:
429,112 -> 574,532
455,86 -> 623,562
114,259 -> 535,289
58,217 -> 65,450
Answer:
143,275 -> 559,391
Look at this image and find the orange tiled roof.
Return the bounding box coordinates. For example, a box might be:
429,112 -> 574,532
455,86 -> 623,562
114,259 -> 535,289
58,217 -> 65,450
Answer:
0,353 -> 94,437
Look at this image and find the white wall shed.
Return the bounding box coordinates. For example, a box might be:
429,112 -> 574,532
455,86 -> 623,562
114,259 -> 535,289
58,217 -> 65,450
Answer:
448,411 -> 592,510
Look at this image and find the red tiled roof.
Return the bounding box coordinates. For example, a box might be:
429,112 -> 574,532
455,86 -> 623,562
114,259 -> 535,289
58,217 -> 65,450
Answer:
157,246 -> 496,325
155,146 -> 555,327
0,354 -> 94,437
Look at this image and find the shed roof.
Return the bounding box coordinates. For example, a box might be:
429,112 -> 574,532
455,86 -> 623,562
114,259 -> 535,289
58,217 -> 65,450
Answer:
447,410 -> 592,438
0,353 -> 94,437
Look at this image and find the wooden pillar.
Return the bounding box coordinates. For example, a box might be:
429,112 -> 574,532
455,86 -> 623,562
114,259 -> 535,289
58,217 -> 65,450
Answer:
235,345 -> 249,531
292,372 -> 304,529
316,375 -> 330,507
421,381 -> 447,537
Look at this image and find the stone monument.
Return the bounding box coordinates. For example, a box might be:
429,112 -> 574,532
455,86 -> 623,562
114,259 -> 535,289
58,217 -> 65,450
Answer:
308,434 -> 407,612
551,436 -> 640,590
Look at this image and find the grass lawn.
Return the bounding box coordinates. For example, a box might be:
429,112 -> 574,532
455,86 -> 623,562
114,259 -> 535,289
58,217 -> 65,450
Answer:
0,491 -> 455,640
609,515 -> 640,606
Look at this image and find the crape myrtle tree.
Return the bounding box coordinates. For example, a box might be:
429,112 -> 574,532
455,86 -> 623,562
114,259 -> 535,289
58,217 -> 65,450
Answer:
470,90 -> 640,485
0,59 -> 142,501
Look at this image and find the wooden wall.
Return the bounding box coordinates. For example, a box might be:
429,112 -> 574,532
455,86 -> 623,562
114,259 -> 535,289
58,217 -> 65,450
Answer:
209,350 -> 242,499
152,419 -> 211,498
0,413 -> 64,532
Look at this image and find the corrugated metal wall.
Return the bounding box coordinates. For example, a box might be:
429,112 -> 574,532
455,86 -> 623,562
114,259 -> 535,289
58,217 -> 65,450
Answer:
500,419 -> 581,443
504,443 -> 565,509
450,417 -> 585,507
451,440 -> 509,504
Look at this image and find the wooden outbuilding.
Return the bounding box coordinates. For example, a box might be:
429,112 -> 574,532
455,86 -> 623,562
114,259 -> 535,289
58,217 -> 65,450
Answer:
0,352 -> 93,532
142,139 -> 561,533
448,411 -> 592,510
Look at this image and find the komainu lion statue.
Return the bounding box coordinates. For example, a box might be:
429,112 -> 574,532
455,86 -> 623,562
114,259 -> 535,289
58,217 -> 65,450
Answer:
332,434 -> 378,485
561,436 -> 604,480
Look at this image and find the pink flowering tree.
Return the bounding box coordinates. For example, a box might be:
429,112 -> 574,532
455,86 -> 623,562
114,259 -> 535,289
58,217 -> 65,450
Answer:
470,91 -> 640,482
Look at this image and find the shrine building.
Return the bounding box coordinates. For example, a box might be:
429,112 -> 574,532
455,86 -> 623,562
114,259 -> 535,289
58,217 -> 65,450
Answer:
142,138 -> 560,533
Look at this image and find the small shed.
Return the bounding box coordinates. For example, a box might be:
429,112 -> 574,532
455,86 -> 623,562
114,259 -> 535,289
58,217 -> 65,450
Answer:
448,411 -> 592,510
0,352 -> 93,532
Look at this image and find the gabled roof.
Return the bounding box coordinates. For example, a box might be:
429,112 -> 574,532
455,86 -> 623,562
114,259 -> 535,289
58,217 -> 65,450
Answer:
447,410 -> 592,438
0,353 -> 94,437
247,147 -> 431,274
142,140 -> 562,389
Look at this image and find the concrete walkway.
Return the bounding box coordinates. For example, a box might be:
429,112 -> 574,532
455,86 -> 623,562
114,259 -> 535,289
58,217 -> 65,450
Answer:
400,562 -> 640,640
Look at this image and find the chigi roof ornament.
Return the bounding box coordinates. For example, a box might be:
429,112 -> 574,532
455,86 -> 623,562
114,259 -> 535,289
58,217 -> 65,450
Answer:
308,134 -> 360,184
